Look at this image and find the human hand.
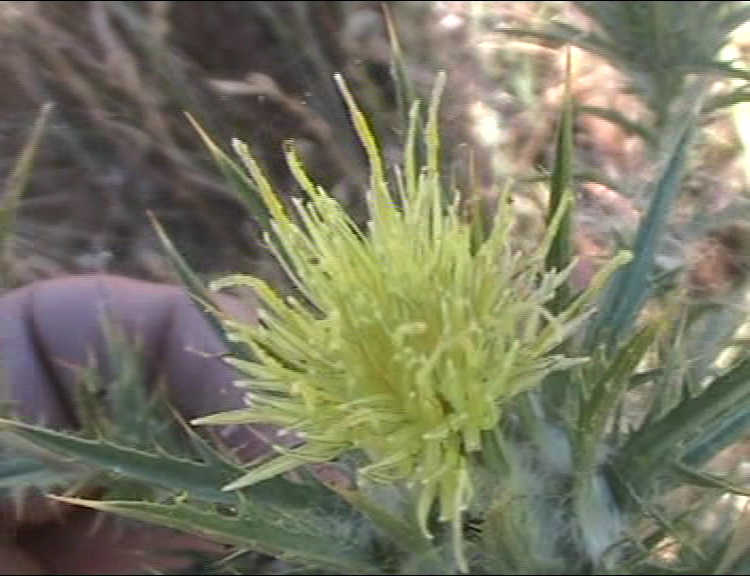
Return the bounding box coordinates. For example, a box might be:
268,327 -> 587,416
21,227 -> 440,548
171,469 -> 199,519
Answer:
0,274 -> 267,575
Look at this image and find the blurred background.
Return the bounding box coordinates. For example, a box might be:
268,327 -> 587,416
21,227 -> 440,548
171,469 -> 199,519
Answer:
3,0 -> 750,299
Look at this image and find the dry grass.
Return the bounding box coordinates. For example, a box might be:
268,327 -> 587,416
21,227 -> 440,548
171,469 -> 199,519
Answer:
1,0 -> 749,301
0,2 -> 569,291
0,1 -> 405,287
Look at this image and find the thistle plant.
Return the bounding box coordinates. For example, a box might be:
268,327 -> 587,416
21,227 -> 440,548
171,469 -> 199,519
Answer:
8,51 -> 750,576
193,73 -> 627,570
502,1 -> 750,146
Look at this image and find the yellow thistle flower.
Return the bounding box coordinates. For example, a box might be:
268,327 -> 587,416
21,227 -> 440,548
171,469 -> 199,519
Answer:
194,73 -> 629,572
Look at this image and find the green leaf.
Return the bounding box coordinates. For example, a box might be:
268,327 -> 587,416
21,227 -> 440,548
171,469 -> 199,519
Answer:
545,50 -> 575,314
506,1 -> 750,144
0,452 -> 85,493
587,111 -> 696,348
54,496 -> 382,575
3,419 -> 238,503
78,321 -> 187,453
185,113 -> 272,231
2,420 -> 337,512
619,355 -> 750,483
576,325 -> 658,476
682,402 -> 750,470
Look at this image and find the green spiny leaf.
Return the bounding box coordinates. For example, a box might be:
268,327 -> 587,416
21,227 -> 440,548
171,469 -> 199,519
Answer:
3,419 -> 240,503
588,110 -> 697,348
620,355 -> 750,484
0,452 -> 85,493
545,50 -> 575,313
683,403 -> 750,470
54,496 -> 382,575
3,418 -> 349,516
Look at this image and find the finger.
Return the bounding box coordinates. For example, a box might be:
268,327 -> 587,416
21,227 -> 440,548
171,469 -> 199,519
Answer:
19,274 -> 274,458
0,283 -> 76,429
21,274 -> 181,422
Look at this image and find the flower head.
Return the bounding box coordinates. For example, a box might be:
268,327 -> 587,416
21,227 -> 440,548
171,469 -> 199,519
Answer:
195,73 -> 628,571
